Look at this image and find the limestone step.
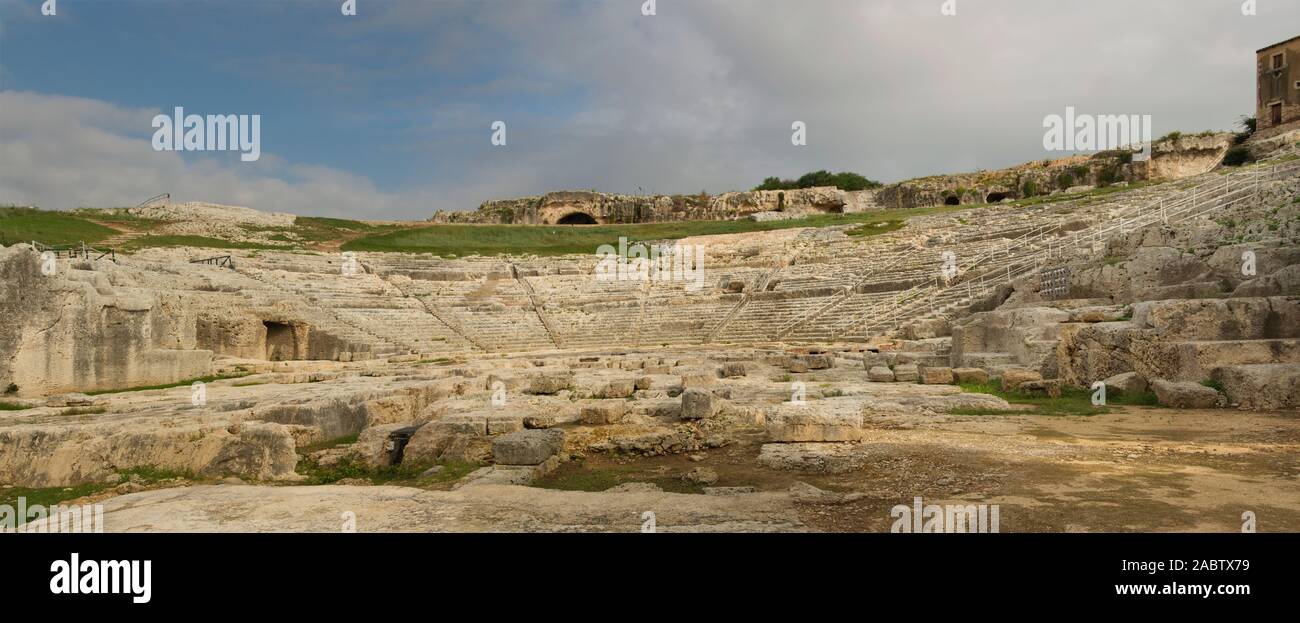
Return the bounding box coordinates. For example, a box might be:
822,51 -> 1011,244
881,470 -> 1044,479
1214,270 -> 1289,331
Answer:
1151,338 -> 1300,382
1212,363 -> 1300,410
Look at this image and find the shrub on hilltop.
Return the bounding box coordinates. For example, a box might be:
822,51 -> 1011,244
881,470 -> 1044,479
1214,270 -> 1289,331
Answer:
755,170 -> 882,192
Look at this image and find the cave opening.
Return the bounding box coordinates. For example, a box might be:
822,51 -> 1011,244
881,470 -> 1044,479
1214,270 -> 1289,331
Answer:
557,212 -> 598,225
263,321 -> 297,361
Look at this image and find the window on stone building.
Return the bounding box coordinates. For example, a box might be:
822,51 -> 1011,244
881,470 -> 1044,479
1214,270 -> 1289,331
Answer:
1273,53 -> 1284,70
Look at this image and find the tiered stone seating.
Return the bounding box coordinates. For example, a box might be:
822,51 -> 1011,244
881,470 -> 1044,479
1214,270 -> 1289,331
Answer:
108,159 -> 1295,356
713,292 -> 835,343
237,254 -> 472,356
635,294 -> 738,346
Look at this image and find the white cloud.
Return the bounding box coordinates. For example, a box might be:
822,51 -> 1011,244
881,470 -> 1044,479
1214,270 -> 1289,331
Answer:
2,0 -> 1296,219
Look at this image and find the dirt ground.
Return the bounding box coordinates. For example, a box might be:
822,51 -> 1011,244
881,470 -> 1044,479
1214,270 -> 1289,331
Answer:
537,405 -> 1300,532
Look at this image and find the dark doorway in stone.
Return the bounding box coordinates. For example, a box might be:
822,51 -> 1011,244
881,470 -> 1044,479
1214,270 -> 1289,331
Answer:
557,212 -> 598,225
263,321 -> 296,361
986,192 -> 1011,203
944,195 -> 961,205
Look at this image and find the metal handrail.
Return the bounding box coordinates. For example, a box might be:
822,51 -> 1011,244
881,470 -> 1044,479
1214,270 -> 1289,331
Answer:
136,193 -> 170,208
29,241 -> 116,262
190,255 -> 235,269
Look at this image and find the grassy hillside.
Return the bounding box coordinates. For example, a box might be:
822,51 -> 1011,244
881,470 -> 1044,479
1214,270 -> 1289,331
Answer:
342,205 -> 968,256
2,207 -> 409,251
0,207 -> 118,246
3,204 -> 968,256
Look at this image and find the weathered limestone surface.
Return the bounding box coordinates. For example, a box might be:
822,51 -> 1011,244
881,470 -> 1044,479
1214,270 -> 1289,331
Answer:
952,307 -> 1069,377
0,246 -> 214,397
492,429 -> 566,466
680,389 -> 719,420
33,484 -> 808,533
1211,364 -> 1300,410
1058,298 -> 1300,386
766,400 -> 865,442
1151,379 -> 1225,409
0,374 -> 457,487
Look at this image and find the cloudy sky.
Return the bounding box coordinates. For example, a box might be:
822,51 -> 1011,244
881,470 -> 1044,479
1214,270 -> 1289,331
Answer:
0,0 -> 1295,219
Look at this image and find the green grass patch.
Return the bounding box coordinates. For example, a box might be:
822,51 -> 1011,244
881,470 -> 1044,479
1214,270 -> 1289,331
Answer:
1108,389 -> 1161,407
1007,180 -> 1156,210
0,401 -> 31,411
121,235 -> 289,251
846,220 -> 905,237
291,216 -> 405,243
341,205 -> 975,256
61,406 -> 107,416
1200,379 -> 1226,393
0,207 -> 118,246
416,461 -> 481,486
84,373 -> 253,396
70,208 -> 167,230
0,466 -> 196,526
958,380 -> 1109,416
0,482 -> 111,520
533,462 -> 703,494
294,454 -> 476,486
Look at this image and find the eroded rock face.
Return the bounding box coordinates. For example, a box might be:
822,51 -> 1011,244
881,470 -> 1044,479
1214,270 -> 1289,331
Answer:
952,307 -> 1068,377
868,366 -> 895,382
1000,368 -> 1042,392
919,366 -> 954,385
1102,371 -> 1148,396
437,186 -> 878,225
0,246 -> 214,397
952,368 -> 989,384
492,429 -> 566,466
765,400 -> 865,442
1211,364 -> 1300,411
1140,134 -> 1234,180
1132,297 -> 1300,341
680,389 -> 719,420
0,420 -> 298,488
528,372 -> 574,395
580,401 -> 628,425
1057,298 -> 1300,388
1151,379 -> 1225,409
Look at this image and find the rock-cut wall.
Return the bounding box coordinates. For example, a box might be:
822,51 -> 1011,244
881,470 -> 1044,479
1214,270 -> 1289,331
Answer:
0,245 -> 213,397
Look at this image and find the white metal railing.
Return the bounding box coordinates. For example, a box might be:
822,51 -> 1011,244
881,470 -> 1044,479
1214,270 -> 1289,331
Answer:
823,158 -> 1300,341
